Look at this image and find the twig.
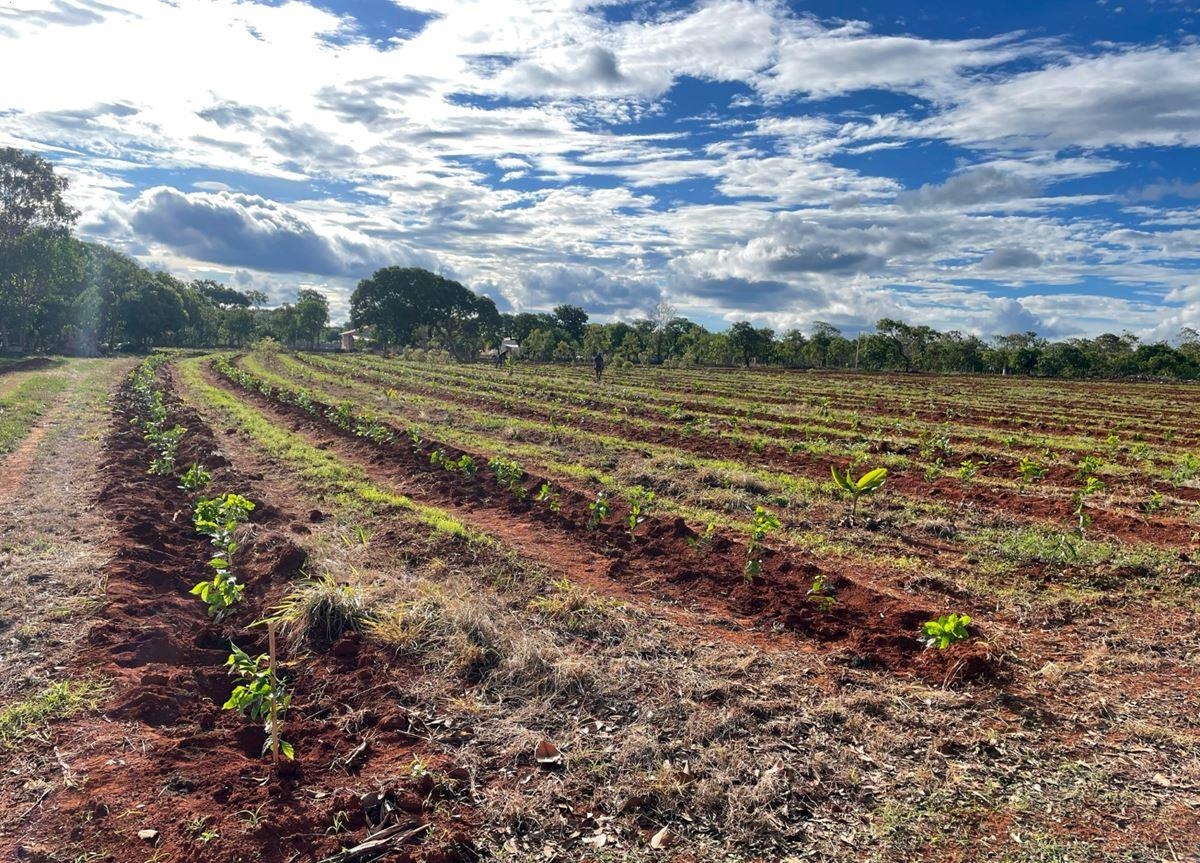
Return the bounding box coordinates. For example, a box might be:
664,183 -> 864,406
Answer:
317,821 -> 429,863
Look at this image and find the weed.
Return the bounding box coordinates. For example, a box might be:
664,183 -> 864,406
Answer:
0,679 -> 109,746
268,573 -> 368,652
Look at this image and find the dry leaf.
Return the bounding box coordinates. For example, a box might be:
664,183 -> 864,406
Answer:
650,826 -> 675,850
535,739 -> 562,765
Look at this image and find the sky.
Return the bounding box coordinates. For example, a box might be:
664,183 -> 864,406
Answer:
2,0 -> 1199,339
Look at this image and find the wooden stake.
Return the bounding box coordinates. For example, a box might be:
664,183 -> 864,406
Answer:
268,619 -> 280,763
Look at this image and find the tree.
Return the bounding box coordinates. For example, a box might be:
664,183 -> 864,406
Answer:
0,148 -> 80,351
727,321 -> 773,367
295,289 -> 329,348
553,304 -> 589,345
350,267 -> 499,359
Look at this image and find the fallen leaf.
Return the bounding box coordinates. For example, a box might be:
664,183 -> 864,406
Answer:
650,826 -> 675,850
535,739 -> 562,765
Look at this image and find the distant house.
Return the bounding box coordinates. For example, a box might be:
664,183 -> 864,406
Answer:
340,326 -> 375,351
482,337 -> 521,360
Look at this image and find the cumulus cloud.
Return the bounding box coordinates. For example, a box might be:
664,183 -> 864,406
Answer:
977,246 -> 1044,270
897,167 -> 1039,211
127,187 -> 425,278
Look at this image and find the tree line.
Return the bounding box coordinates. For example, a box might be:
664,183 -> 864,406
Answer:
0,148 -> 329,354
350,268 -> 1200,380
5,147 -> 1199,379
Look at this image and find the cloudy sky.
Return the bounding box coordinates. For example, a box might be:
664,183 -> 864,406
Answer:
3,0 -> 1199,339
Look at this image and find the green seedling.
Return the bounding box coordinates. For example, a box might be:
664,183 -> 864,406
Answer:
1072,475 -> 1104,535
586,491 -> 612,530
806,573 -> 836,610
1017,457 -> 1047,490
956,459 -> 979,483
488,457 -> 526,498
1142,489 -> 1165,516
626,486 -> 655,539
223,643 -> 293,760
922,613 -> 972,649
686,521 -> 717,554
745,505 -> 780,579
191,494 -> 255,620
535,482 -> 561,514
830,465 -> 888,519
1077,454 -> 1102,481
179,463 -> 211,494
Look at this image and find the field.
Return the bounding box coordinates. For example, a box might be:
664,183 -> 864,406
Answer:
1,348 -> 1197,863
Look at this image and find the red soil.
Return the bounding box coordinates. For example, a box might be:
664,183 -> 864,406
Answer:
212,361 -> 997,684
9,371 -> 473,863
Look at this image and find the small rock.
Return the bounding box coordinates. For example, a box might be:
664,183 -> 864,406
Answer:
137,829 -> 159,843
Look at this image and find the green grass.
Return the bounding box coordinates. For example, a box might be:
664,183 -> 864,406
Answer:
0,373 -> 70,453
0,678 -> 110,746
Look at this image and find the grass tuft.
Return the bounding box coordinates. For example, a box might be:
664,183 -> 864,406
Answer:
0,678 -> 110,746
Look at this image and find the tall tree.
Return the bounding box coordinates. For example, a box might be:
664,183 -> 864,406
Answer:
0,148 -> 80,351
553,304 -> 589,345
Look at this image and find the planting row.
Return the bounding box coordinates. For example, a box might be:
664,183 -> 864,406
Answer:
210,353 -> 986,674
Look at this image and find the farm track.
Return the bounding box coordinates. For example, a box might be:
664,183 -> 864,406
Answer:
203,360 -> 996,682
280,353 -> 1199,549
9,365 -> 472,863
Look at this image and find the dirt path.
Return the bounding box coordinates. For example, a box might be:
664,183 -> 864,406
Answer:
0,360 -> 133,703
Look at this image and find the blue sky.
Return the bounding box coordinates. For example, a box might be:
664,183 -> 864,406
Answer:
2,0 -> 1199,339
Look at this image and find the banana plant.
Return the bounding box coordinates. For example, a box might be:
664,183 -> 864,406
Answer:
830,465 -> 887,519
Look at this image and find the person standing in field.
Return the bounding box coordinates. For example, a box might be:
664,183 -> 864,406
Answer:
593,351 -> 605,383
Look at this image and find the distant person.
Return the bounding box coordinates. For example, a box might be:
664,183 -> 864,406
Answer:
593,351 -> 605,383
495,346 -> 505,368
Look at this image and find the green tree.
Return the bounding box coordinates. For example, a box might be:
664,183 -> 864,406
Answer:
295,288 -> 329,348
0,148 -> 81,351
553,304 -> 589,345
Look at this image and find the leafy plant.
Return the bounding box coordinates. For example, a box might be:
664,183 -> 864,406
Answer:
1142,489 -> 1165,516
956,459 -> 980,483
806,573 -> 836,610
1017,457 -> 1047,490
922,613 -> 972,649
191,494 -> 255,620
223,643 -> 293,760
626,486 -> 655,539
586,491 -> 612,530
179,463 -> 211,494
745,505 -> 780,578
1076,454 -> 1102,480
535,482 -> 561,514
830,465 -> 888,519
488,457 -> 526,498
1072,475 -> 1104,535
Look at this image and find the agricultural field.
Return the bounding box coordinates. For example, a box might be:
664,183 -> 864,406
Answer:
1,348 -> 1198,863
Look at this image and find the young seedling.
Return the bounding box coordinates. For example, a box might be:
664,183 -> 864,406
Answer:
535,482 -> 562,514
179,463 -> 211,494
922,613 -> 972,649
586,491 -> 612,530
1076,454 -> 1102,481
745,505 -> 780,579
806,573 -> 836,610
223,639 -> 293,761
1142,489 -> 1165,517
191,494 -> 256,620
1017,457 -> 1047,491
830,465 -> 888,520
956,459 -> 979,483
626,486 -> 655,540
488,457 -> 526,498
1072,475 -> 1104,536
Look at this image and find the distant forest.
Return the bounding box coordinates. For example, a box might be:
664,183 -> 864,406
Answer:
5,147 -> 1200,380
